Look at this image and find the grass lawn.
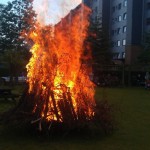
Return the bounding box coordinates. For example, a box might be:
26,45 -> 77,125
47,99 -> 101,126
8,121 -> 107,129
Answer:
0,86 -> 150,150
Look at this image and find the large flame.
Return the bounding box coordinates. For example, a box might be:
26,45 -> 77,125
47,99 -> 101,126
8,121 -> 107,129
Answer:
26,4 -> 96,123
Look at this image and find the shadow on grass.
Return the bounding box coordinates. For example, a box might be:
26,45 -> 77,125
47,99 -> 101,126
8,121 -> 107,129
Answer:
0,119 -> 115,144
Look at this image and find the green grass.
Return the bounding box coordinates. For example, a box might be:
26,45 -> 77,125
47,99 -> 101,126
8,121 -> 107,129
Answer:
0,87 -> 150,150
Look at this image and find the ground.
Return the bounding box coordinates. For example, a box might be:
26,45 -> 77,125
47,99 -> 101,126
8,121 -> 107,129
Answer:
0,86 -> 150,150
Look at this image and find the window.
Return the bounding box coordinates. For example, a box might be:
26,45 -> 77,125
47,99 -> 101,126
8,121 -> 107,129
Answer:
146,18 -> 150,25
112,6 -> 115,12
111,30 -> 115,36
117,40 -> 121,46
123,13 -> 127,20
118,3 -> 122,10
95,16 -> 98,22
118,15 -> 122,22
124,0 -> 127,7
111,41 -> 115,47
115,17 -> 118,22
123,26 -> 127,32
123,39 -> 126,45
113,53 -> 119,59
122,52 -> 125,58
117,28 -> 121,34
95,7 -> 98,13
118,53 -> 121,59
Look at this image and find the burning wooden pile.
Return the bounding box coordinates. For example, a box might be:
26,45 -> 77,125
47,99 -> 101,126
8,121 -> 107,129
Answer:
1,4 -> 114,135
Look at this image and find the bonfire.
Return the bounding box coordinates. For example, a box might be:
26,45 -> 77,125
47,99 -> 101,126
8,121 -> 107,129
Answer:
1,3 -> 114,135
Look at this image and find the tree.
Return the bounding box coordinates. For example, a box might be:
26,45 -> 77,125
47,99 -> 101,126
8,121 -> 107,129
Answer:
87,21 -> 112,66
138,32 -> 150,65
0,0 -> 36,52
0,0 -> 36,83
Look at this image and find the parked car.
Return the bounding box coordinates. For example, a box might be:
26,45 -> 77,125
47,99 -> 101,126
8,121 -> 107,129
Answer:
0,76 -> 27,84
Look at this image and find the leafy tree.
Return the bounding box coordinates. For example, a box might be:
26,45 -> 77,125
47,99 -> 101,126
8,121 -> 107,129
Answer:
0,50 -> 27,81
0,0 -> 36,52
138,32 -> 150,65
87,21 -> 112,66
0,0 -> 36,83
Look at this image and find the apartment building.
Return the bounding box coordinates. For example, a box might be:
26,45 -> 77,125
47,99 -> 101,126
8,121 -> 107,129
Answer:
84,0 -> 146,64
143,0 -> 150,34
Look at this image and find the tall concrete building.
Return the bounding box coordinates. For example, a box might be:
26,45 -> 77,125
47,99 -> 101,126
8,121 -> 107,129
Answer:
110,0 -> 143,64
85,0 -> 102,24
143,0 -> 150,35
84,0 -> 149,65
83,0 -> 110,34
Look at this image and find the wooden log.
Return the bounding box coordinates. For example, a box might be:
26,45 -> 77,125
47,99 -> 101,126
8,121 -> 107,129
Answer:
67,92 -> 77,121
50,91 -> 60,122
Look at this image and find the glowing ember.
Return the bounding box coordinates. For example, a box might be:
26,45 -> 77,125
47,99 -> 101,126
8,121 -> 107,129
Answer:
26,4 -> 96,123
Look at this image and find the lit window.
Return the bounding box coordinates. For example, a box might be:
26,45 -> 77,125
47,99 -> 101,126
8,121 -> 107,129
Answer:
123,13 -> 127,20
123,39 -> 126,45
118,15 -> 122,22
117,40 -> 121,46
123,26 -> 127,32
124,0 -> 127,7
122,52 -> 125,58
118,53 -> 121,59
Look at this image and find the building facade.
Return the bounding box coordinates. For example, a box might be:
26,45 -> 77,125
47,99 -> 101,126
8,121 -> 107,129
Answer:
143,0 -> 150,33
84,0 -> 150,64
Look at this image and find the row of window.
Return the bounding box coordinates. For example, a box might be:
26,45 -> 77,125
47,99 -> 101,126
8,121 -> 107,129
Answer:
112,39 -> 126,47
112,13 -> 127,24
113,52 -> 125,59
112,0 -> 127,13
111,26 -> 127,36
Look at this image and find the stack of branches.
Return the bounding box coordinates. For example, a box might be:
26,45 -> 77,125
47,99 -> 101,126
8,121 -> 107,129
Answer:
0,84 -> 115,135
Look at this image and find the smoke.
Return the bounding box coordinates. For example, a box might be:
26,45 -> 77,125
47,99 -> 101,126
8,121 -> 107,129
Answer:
33,0 -> 82,25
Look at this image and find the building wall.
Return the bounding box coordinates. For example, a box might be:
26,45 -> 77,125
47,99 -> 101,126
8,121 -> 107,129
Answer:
142,0 -> 150,46
84,0 -> 146,65
125,45 -> 142,65
83,0 -> 102,24
110,0 -> 128,59
131,0 -> 143,45
103,0 -> 143,63
102,0 -> 110,35
125,0 -> 143,64
143,0 -> 150,33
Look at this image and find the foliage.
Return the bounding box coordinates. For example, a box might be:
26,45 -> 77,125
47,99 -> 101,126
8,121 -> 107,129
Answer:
0,0 -> 36,52
0,0 -> 36,79
87,21 -> 112,66
0,50 -> 27,77
138,32 -> 150,65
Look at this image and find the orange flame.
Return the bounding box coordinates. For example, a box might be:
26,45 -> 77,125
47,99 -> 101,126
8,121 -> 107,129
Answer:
26,4 -> 96,122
